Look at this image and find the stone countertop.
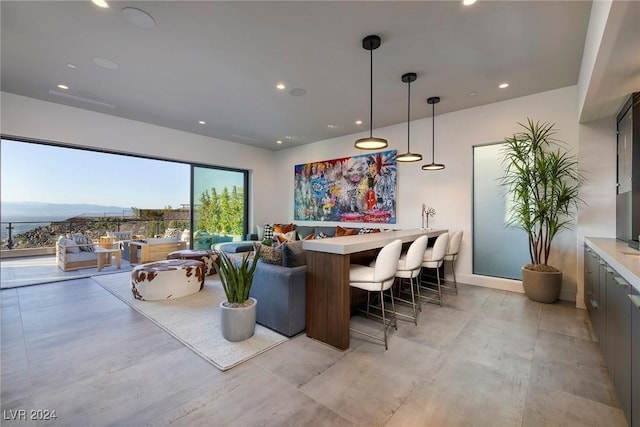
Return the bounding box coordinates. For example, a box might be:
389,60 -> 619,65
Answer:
585,237 -> 640,292
302,228 -> 447,255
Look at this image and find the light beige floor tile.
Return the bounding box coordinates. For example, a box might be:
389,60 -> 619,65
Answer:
387,357 -> 528,427
158,364 -> 353,427
528,354 -> 620,408
522,384 -> 627,427
301,335 -> 442,426
251,333 -> 350,388
534,329 -> 604,366
539,301 -> 595,341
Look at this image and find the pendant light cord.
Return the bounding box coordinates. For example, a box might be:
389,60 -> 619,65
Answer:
369,48 -> 373,138
407,79 -> 411,151
431,101 -> 435,162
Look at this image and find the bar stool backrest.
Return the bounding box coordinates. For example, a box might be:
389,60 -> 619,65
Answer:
373,239 -> 403,284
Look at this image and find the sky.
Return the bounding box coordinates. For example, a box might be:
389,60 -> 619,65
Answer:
1,139 -> 243,209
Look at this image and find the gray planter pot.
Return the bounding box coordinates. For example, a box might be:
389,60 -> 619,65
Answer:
521,267 -> 562,303
220,297 -> 257,342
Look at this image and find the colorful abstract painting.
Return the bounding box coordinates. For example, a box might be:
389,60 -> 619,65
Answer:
294,150 -> 397,223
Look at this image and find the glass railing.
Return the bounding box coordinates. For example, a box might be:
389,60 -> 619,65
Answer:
1,218 -> 245,255
1,218 -> 190,252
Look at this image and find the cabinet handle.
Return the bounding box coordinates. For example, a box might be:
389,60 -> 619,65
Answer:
629,295 -> 640,309
590,299 -> 599,309
614,276 -> 629,287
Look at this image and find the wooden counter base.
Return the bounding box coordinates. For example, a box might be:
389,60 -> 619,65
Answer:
304,228 -> 446,350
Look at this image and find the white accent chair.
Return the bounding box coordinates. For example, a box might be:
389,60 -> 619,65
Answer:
442,230 -> 463,295
419,232 -> 449,307
391,235 -> 429,325
349,239 -> 402,350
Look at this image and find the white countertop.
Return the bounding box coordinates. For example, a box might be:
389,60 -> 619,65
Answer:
302,228 -> 447,255
585,237 -> 640,292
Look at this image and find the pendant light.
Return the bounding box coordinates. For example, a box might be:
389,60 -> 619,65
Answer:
396,72 -> 423,162
422,96 -> 445,171
355,35 -> 388,150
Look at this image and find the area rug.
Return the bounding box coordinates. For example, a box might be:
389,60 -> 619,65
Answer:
91,272 -> 288,371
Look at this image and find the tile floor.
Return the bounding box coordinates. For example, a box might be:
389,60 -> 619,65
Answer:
0,276 -> 628,426
0,255 -> 133,288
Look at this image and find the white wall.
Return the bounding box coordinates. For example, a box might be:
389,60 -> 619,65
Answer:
575,116 -> 618,308
1,87 -> 619,305
275,86 -> 591,302
0,92 -> 278,231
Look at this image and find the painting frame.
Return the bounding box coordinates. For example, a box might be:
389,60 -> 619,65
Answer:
293,149 -> 397,224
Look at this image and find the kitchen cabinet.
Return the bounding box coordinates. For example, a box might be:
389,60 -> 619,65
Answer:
631,287 -> 640,427
606,269 -> 632,424
584,239 -> 639,426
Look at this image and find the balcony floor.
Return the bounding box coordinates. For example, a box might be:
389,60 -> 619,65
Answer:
0,255 -> 133,288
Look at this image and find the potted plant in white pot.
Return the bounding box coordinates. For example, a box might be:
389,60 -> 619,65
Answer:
500,119 -> 583,303
214,247 -> 261,341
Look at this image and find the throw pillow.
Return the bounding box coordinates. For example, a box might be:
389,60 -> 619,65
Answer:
253,242 -> 282,265
336,225 -> 358,236
299,232 -> 315,240
72,233 -> 94,252
273,223 -> 295,234
256,225 -> 265,241
358,227 -> 381,234
315,231 -> 328,239
281,241 -> 306,267
275,230 -> 297,244
264,224 -> 274,240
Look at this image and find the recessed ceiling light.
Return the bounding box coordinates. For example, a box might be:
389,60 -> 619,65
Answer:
92,57 -> 119,70
276,140 -> 283,144
92,0 -> 109,9
469,91 -> 477,96
327,124 -> 336,128
198,120 -> 206,125
121,7 -> 156,29
289,88 -> 306,96
285,136 -> 293,140
66,63 -> 77,69
355,120 -> 363,125
57,84 -> 69,90
276,83 -> 286,90
463,0 -> 477,5
499,83 -> 509,89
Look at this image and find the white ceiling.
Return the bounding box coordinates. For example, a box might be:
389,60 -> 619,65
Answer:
0,0 -> 626,151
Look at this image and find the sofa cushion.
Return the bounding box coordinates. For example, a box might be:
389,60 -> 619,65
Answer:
281,241 -> 306,267
336,226 -> 358,236
296,226 -> 315,240
146,236 -> 179,244
254,242 -> 282,265
72,233 -> 94,252
59,237 -> 80,254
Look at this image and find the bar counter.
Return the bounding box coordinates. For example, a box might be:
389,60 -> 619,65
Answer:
303,228 -> 447,350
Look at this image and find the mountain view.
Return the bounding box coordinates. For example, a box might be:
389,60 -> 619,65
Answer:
1,201 -> 134,241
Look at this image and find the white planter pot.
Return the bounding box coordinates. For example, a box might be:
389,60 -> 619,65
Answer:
220,297 -> 257,342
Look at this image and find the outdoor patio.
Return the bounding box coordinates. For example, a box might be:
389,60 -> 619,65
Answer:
0,254 -> 134,288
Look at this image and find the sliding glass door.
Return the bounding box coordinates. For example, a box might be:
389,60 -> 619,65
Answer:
191,165 -> 248,250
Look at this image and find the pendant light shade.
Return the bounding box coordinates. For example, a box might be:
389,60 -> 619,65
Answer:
422,96 -> 445,171
396,72 -> 423,162
355,35 -> 388,150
